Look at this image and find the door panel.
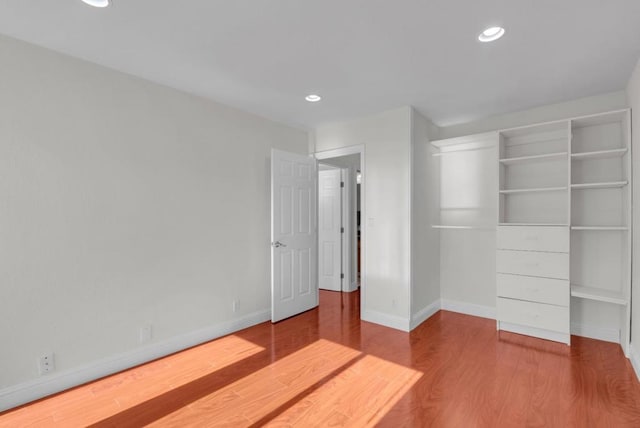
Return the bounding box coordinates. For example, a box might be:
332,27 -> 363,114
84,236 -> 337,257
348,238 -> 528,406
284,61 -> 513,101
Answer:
318,169 -> 342,291
271,149 -> 318,322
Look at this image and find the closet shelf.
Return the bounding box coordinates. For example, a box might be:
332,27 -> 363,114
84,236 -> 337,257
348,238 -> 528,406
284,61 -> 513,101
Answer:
571,148 -> 627,160
499,223 -> 568,227
432,146 -> 494,156
431,225 -> 492,230
571,181 -> 628,190
571,226 -> 628,231
499,186 -> 567,194
570,285 -> 628,306
499,152 -> 567,165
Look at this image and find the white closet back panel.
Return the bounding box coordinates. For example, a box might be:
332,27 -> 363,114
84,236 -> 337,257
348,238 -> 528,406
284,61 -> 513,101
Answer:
501,192 -> 568,225
437,138 -> 498,306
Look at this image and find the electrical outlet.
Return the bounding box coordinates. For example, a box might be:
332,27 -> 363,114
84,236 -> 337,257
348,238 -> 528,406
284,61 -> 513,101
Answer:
38,352 -> 55,375
139,325 -> 152,344
232,299 -> 240,313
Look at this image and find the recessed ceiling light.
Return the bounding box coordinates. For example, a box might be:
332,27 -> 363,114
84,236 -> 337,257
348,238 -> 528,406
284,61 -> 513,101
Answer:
305,94 -> 322,103
81,0 -> 110,8
478,26 -> 505,42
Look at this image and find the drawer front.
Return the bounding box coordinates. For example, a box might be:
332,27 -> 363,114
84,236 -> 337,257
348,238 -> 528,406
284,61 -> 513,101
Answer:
497,226 -> 569,253
497,273 -> 569,306
497,297 -> 569,334
496,250 -> 569,280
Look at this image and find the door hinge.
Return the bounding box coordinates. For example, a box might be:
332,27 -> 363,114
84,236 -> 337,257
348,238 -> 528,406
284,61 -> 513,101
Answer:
341,227 -> 344,233
340,181 -> 344,188
341,273 -> 344,279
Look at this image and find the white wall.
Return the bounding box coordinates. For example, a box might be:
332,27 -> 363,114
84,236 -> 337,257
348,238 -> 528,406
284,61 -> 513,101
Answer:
313,107 -> 412,330
437,91 -> 628,140
627,56 -> 640,373
411,110 -> 441,326
0,34 -> 307,409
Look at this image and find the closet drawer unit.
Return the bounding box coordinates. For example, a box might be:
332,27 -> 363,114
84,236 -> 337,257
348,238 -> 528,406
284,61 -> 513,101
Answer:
497,226 -> 569,253
497,297 -> 569,334
497,273 -> 569,306
496,250 -> 569,280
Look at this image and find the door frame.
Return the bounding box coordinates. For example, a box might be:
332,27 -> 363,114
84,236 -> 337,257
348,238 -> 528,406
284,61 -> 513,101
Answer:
314,145 -> 365,317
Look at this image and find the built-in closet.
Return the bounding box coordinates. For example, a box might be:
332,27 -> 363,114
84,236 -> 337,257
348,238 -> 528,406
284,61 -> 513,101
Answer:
430,109 -> 631,355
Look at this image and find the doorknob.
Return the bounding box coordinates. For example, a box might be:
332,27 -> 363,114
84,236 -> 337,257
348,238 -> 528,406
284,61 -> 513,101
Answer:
272,241 -> 287,248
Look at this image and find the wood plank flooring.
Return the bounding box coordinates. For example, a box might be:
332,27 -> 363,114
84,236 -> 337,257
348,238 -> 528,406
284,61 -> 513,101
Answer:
1,290 -> 640,427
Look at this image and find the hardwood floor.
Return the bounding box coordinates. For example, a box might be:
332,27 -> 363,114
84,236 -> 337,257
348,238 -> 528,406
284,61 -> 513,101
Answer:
2,290 -> 640,427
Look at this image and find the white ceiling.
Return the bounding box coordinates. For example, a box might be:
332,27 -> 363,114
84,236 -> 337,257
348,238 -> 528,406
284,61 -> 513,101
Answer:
1,1 -> 639,129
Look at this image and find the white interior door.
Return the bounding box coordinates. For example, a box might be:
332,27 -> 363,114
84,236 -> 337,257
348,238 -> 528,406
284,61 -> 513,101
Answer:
318,168 -> 342,291
271,149 -> 318,322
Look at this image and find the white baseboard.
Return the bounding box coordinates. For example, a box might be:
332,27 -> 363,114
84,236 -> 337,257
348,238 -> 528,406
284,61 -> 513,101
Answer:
630,344 -> 640,382
410,300 -> 441,330
0,309 -> 270,412
347,281 -> 359,293
570,322 -> 620,344
361,309 -> 410,332
440,298 -> 496,320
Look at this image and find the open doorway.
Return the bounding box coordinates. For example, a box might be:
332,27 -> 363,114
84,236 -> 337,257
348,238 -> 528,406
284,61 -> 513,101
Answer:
316,153 -> 362,299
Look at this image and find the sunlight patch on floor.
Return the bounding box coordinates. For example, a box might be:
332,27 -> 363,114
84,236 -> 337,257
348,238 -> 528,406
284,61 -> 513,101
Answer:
148,339 -> 362,426
265,354 -> 422,427
148,340 -> 421,427
0,335 -> 265,427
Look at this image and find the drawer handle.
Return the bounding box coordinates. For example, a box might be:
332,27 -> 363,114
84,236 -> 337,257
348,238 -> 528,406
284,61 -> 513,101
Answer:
525,262 -> 540,268
526,312 -> 540,319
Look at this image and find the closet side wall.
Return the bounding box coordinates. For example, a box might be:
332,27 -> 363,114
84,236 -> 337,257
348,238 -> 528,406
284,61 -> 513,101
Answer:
627,57 -> 640,366
411,110 -> 441,326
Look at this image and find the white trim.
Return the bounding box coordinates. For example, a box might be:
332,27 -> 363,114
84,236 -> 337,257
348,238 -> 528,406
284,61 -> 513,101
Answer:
340,167 -> 351,293
440,299 -> 496,320
410,300 -> 441,330
430,131 -> 498,148
499,321 -> 571,345
629,344 -> 640,382
570,322 -> 620,344
314,145 -> 366,326
346,280 -> 359,293
314,145 -> 365,160
0,310 -> 270,412
361,309 -> 410,332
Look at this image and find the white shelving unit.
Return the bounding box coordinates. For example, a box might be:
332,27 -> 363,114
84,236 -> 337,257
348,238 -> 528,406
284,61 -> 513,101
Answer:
430,108 -> 632,355
494,109 -> 632,354
496,120 -> 571,344
570,109 -> 631,355
498,121 -> 569,226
